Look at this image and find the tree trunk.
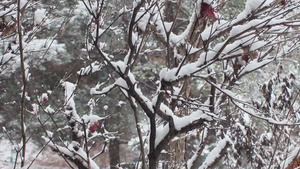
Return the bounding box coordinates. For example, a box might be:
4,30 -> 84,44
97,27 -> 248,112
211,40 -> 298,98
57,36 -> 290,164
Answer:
169,135 -> 186,169
148,153 -> 158,169
109,139 -> 120,169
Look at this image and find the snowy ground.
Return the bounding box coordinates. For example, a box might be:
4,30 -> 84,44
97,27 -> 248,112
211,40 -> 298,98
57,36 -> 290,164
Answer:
0,139 -> 69,169
0,139 -> 139,168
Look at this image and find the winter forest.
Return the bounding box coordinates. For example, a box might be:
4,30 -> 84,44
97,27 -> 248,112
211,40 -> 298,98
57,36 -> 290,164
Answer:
1,0 -> 300,168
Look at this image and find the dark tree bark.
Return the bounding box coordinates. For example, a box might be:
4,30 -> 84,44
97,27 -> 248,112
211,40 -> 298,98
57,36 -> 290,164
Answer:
109,138 -> 120,169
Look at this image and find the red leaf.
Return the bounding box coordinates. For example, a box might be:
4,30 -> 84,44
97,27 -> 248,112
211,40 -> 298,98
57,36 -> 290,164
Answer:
43,97 -> 48,104
201,3 -> 215,19
196,130 -> 200,138
39,94 -> 48,105
242,54 -> 249,64
89,121 -> 98,133
238,64 -> 242,70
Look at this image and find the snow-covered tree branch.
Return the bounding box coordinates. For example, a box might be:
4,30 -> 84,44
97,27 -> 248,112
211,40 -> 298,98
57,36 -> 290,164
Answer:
1,0 -> 300,168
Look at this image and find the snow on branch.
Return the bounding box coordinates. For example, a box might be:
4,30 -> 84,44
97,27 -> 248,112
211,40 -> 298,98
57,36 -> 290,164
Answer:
90,82 -> 117,95
233,0 -> 274,24
154,103 -> 215,148
42,137 -> 99,169
77,61 -> 103,76
187,128 -> 209,169
159,103 -> 214,131
198,136 -> 231,169
239,58 -> 273,76
82,114 -> 105,124
61,81 -> 83,140
195,76 -> 300,126
61,81 -> 77,114
281,147 -> 300,169
232,100 -> 299,125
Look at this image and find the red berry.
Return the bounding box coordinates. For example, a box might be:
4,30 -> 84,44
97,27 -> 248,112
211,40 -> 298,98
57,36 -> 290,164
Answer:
89,121 -> 98,133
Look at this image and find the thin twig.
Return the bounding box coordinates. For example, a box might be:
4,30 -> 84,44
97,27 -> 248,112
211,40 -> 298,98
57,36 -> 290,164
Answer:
129,97 -> 146,169
17,0 -> 27,167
